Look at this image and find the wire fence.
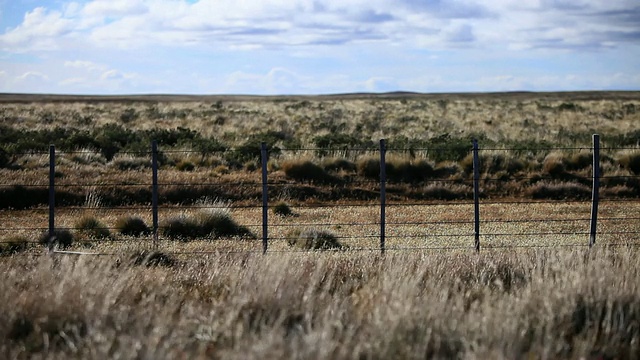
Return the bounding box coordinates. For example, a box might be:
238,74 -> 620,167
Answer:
1,134 -> 639,257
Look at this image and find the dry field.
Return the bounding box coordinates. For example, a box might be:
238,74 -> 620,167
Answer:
1,92 -> 640,359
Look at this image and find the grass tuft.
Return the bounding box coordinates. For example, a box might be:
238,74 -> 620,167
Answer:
287,228 -> 345,250
115,216 -> 151,237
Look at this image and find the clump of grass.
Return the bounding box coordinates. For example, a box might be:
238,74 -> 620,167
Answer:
130,250 -> 176,267
322,157 -> 357,173
0,235 -> 29,255
387,158 -> 434,183
356,156 -> 381,179
281,159 -> 336,183
109,154 -> 150,170
75,215 -> 111,240
617,150 -> 640,175
287,228 -> 344,250
38,229 -> 74,249
161,208 -> 254,241
542,152 -> 567,177
273,201 -> 294,217
176,160 -> 195,171
527,181 -> 591,200
115,216 -> 151,237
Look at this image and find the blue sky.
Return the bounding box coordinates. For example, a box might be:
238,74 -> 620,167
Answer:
0,0 -> 639,95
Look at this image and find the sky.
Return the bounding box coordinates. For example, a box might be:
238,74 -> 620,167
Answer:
0,0 -> 639,95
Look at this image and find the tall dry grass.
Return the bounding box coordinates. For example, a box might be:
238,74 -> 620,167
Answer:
1,248 -> 638,359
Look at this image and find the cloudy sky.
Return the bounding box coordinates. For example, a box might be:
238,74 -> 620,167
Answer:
0,0 -> 638,95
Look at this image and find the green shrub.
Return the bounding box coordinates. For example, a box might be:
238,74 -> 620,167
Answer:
75,215 -> 111,240
38,229 -> 74,249
281,160 -> 336,183
287,228 -> 344,250
273,202 -> 294,217
115,216 -> 151,237
618,151 -> 640,175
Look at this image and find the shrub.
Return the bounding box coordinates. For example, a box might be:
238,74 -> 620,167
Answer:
115,216 -> 151,237
161,209 -> 254,241
527,181 -> 591,200
0,236 -> 29,255
75,215 -> 111,240
273,202 -> 294,217
565,152 -> 593,171
618,151 -> 640,175
110,154 -> 150,171
287,228 -> 344,250
0,147 -> 10,168
460,153 -> 525,175
281,160 -> 336,183
176,160 -> 195,171
542,153 -> 567,177
322,158 -> 357,173
130,250 -> 176,267
387,158 -> 434,183
356,156 -> 381,179
38,229 -> 74,249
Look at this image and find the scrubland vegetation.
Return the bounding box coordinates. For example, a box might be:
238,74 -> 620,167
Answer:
0,92 -> 639,207
1,92 -> 640,358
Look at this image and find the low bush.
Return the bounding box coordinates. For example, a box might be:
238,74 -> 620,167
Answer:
281,159 -> 337,183
115,216 -> 151,237
161,209 -> 254,241
176,160 -> 195,171
387,158 -> 434,183
356,156 -> 381,179
542,153 -> 567,177
273,201 -> 294,217
38,229 -> 74,249
527,181 -> 591,200
287,228 -> 344,250
0,236 -> 29,255
75,215 -> 111,240
130,250 -> 176,267
618,151 -> 640,175
322,158 -> 356,173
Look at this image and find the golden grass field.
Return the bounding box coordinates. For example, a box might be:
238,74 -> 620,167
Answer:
1,92 -> 640,358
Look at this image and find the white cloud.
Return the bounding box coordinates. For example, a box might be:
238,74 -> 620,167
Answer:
18,71 -> 49,81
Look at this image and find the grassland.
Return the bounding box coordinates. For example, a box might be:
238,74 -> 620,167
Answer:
1,91 -> 640,359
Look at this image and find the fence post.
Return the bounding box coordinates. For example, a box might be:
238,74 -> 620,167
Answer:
261,142 -> 269,254
380,139 -> 386,254
152,141 -> 159,247
48,145 -> 55,252
589,134 -> 600,248
472,139 -> 480,252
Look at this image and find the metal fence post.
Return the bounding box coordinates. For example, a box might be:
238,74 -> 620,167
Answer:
48,145 -> 55,252
589,134 -> 600,248
472,139 -> 480,252
380,139 -> 386,254
261,142 -> 269,254
152,141 -> 159,247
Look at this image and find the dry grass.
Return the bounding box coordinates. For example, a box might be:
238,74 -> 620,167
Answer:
0,248 -> 639,359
